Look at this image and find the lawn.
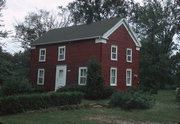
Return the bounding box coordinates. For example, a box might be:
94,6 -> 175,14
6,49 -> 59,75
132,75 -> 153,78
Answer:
0,90 -> 179,124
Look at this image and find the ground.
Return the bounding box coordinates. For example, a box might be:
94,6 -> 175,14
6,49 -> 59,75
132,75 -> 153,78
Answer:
0,90 -> 179,124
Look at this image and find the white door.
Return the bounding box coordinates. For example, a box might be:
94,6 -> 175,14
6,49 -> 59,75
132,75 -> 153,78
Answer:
55,65 -> 67,91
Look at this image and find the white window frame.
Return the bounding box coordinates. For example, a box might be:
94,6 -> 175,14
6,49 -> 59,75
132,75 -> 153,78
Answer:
39,48 -> 46,62
110,67 -> 117,86
58,46 -> 66,61
126,69 -> 132,86
78,67 -> 87,85
126,48 -> 132,62
37,69 -> 45,85
111,45 -> 118,61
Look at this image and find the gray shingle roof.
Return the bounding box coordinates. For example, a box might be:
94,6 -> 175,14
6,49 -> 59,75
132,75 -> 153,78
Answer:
31,18 -> 121,46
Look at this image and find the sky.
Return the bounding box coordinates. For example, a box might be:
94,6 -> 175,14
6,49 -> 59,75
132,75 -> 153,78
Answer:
1,0 -> 74,54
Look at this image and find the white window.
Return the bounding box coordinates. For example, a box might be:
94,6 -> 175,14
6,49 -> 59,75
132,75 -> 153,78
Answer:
110,67 -> 117,86
78,67 -> 87,85
39,48 -> 46,62
111,45 -> 118,61
37,69 -> 45,85
126,48 -> 132,62
126,69 -> 132,86
58,46 -> 66,61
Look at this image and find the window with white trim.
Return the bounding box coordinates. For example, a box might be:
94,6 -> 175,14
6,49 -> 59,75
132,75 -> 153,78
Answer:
126,69 -> 132,86
110,67 -> 117,86
111,45 -> 118,61
58,46 -> 66,61
126,48 -> 132,62
78,67 -> 87,85
39,48 -> 46,62
37,69 -> 45,85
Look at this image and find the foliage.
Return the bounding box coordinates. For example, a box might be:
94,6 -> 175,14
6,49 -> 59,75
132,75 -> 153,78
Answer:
57,84 -> 116,100
14,9 -> 71,49
56,84 -> 86,93
0,92 -> 83,115
67,0 -> 131,24
0,0 -> 8,40
0,76 -> 45,96
176,88 -> 180,102
109,89 -> 154,110
131,0 -> 180,91
0,47 -> 14,84
85,58 -> 104,99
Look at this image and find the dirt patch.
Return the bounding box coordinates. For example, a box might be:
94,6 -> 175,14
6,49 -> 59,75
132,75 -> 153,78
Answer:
84,115 -> 177,124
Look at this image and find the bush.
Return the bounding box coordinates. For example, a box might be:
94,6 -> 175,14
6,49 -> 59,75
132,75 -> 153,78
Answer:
56,84 -> 85,93
57,85 -> 116,100
85,58 -> 104,100
176,87 -> 180,102
0,76 -> 46,96
1,76 -> 33,96
0,92 -> 83,115
109,89 -> 154,110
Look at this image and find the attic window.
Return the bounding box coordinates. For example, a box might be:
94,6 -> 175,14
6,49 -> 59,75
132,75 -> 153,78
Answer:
39,48 -> 46,62
111,45 -> 118,61
58,46 -> 66,61
126,48 -> 132,62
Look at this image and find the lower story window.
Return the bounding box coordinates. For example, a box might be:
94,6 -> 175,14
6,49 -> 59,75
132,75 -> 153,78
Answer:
110,67 -> 117,86
78,67 -> 87,85
37,69 -> 45,85
126,69 -> 132,86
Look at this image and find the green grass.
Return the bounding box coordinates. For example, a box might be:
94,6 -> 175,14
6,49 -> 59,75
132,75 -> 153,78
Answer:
0,90 -> 179,124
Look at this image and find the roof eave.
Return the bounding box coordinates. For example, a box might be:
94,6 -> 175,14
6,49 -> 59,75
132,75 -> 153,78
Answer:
31,35 -> 101,46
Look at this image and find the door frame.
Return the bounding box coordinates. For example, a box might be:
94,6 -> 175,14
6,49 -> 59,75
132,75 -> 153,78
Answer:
55,65 -> 67,91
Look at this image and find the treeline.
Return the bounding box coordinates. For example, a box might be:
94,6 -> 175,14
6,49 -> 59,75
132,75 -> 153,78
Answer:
0,0 -> 180,91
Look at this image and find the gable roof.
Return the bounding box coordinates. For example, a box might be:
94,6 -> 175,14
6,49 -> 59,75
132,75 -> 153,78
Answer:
31,18 -> 141,47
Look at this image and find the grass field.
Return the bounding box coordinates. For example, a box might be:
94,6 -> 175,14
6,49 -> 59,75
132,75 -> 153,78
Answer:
0,90 -> 179,124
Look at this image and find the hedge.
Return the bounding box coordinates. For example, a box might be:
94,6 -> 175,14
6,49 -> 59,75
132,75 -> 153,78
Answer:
0,92 -> 83,115
109,90 -> 154,110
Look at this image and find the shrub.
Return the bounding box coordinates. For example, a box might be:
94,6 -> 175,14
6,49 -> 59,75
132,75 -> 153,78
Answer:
0,92 -> 83,115
176,87 -> 180,102
85,58 -> 104,99
56,84 -> 85,93
109,89 -> 154,110
1,76 -> 33,96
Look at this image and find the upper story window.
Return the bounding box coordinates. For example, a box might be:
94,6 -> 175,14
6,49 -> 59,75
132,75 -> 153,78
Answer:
37,69 -> 45,85
58,46 -> 66,61
126,69 -> 132,86
78,67 -> 87,85
39,48 -> 46,62
111,45 -> 118,61
110,67 -> 117,86
126,48 -> 132,62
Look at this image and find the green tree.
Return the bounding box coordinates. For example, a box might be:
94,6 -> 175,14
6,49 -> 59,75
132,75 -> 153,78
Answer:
15,9 -> 71,49
68,0 -> 131,24
85,58 -> 104,99
0,47 -> 14,84
132,0 -> 180,90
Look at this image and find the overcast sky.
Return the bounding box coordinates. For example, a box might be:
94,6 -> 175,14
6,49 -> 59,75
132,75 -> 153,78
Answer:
1,0 -> 74,54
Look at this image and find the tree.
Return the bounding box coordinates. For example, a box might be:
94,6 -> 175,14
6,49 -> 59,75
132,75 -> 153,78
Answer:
15,9 -> 71,49
68,0 -> 131,25
0,47 -> 14,84
0,0 -> 8,46
131,0 -> 180,90
85,58 -> 104,99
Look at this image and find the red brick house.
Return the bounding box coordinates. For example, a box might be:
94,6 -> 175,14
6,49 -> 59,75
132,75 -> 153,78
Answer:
30,18 -> 141,91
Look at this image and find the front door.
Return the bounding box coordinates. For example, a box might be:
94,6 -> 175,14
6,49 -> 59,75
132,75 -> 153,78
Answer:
55,65 -> 67,91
